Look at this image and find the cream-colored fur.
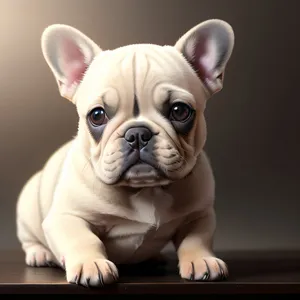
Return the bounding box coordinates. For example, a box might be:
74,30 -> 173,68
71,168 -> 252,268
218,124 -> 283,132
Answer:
16,19 -> 234,287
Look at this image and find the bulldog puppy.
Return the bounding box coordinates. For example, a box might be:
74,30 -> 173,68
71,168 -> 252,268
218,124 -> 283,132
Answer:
16,19 -> 234,287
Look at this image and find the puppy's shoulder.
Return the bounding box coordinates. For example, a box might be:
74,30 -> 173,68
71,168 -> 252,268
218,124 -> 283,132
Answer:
41,140 -> 74,177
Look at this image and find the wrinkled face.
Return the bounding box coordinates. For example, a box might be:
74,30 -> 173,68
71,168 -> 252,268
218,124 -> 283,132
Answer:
75,45 -> 208,187
42,20 -> 234,188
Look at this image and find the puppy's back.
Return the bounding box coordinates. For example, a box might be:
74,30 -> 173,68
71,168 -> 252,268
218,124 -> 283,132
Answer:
38,140 -> 73,217
16,141 -> 73,248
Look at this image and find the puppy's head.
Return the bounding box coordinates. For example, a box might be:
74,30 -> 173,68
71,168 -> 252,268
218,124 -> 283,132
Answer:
41,20 -> 234,188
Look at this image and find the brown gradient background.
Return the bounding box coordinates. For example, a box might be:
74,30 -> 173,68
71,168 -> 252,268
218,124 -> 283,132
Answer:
0,0 -> 299,252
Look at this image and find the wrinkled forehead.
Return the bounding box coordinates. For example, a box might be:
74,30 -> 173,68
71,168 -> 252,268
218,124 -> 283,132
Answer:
75,44 -> 204,114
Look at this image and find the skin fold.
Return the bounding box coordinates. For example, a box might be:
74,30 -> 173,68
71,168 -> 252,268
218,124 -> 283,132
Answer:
16,19 -> 235,287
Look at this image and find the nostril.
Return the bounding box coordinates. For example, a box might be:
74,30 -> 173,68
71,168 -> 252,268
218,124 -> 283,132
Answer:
141,132 -> 151,142
126,134 -> 135,143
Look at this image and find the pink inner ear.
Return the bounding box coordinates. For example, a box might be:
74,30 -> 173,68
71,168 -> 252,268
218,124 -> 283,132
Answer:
193,35 -> 216,82
60,37 -> 89,88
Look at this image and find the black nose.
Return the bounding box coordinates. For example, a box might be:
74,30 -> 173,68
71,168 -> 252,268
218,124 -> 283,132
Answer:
124,126 -> 153,150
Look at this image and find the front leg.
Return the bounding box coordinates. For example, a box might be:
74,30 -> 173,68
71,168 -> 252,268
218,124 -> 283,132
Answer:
173,208 -> 228,281
42,214 -> 118,287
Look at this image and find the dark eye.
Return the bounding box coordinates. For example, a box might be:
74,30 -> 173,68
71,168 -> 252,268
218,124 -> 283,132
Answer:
170,102 -> 193,122
89,107 -> 106,126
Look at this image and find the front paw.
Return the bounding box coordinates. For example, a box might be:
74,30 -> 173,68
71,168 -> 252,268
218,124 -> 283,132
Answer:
66,258 -> 119,287
179,256 -> 228,281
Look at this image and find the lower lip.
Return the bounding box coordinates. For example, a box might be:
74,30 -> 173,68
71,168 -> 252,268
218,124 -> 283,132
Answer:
124,163 -> 159,179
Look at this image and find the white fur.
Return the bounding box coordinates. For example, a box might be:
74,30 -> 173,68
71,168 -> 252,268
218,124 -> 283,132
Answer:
16,19 -> 234,287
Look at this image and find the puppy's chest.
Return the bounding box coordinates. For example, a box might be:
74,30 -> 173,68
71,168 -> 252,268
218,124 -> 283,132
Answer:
94,188 -> 182,263
97,187 -> 177,228
102,216 -> 182,264
128,187 -> 175,225
108,188 -> 176,236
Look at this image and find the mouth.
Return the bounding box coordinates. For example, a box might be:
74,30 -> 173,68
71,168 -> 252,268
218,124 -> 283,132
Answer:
122,162 -> 169,187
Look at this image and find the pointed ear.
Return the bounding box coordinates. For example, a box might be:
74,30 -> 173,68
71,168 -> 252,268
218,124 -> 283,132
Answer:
41,24 -> 101,102
175,19 -> 235,96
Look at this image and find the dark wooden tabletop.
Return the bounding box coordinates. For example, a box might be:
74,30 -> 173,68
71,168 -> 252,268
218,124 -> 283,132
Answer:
1,250 -> 300,294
